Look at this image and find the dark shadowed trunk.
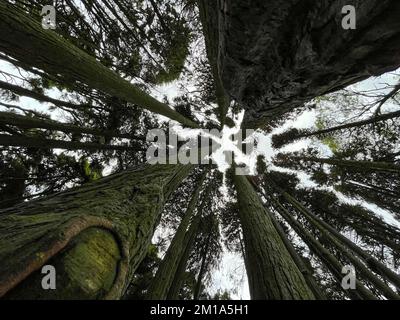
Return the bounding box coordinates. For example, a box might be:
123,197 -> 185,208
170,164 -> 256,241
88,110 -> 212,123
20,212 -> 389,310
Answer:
205,0 -> 400,128
146,174 -> 205,299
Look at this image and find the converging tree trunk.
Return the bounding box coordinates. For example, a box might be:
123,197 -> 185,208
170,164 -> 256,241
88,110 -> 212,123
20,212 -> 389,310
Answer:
167,215 -> 201,300
0,134 -> 143,152
0,164 -> 193,299
0,2 -> 198,128
206,0 -> 400,129
146,173 -> 206,299
233,174 -> 315,299
0,111 -> 145,141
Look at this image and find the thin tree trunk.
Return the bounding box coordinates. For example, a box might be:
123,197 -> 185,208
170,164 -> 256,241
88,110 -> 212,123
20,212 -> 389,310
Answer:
146,173 -> 206,299
293,156 -> 400,174
0,80 -> 83,110
233,174 -> 315,299
167,214 -> 201,300
207,1 -> 400,129
0,164 -> 193,299
278,188 -> 400,291
269,195 -> 376,300
0,2 -> 198,128
0,111 -> 145,141
272,109 -> 400,148
193,229 -> 212,300
0,134 -> 143,152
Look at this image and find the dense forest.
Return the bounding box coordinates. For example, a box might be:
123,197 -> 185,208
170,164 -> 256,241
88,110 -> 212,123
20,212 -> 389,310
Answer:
0,0 -> 400,300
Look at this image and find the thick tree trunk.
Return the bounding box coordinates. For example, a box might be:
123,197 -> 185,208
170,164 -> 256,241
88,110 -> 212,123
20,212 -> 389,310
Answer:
0,111 -> 144,141
0,134 -> 143,152
0,2 -> 198,128
146,173 -> 205,299
167,215 -> 201,300
206,0 -> 400,129
0,164 -> 193,299
233,174 -> 315,299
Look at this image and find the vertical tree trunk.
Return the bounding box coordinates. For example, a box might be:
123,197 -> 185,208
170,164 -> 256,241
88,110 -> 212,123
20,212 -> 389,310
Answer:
167,215 -> 201,300
0,164 -> 193,299
233,175 -> 315,299
208,0 -> 400,129
269,195 -> 376,300
0,134 -> 143,152
193,229 -> 212,300
0,2 -> 198,128
0,111 -> 145,141
279,189 -> 400,291
146,173 -> 205,299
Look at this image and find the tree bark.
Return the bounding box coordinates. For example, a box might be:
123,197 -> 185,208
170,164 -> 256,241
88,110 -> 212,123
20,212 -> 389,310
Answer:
146,173 -> 205,299
167,214 -> 201,300
193,229 -> 211,300
0,111 -> 145,141
269,195 -> 376,300
272,109 -> 400,148
206,0 -> 400,129
279,189 -> 400,291
0,163 -> 193,299
233,174 -> 315,299
0,80 -> 84,110
0,2 -> 198,128
293,156 -> 400,174
0,134 -> 143,152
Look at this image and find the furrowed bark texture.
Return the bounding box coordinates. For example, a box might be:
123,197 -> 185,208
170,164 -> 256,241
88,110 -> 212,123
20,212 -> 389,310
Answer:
197,0 -> 229,126
0,2 -> 198,128
206,0 -> 400,128
233,175 -> 315,299
146,174 -> 205,299
0,164 -> 193,299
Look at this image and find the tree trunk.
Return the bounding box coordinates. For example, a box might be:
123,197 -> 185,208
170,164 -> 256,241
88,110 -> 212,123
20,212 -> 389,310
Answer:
0,80 -> 84,110
279,189 -> 400,291
293,156 -> 400,174
167,214 -> 201,300
193,229 -> 211,300
208,0 -> 400,129
146,173 -> 205,299
269,195 -> 376,300
233,174 -> 315,299
0,164 -> 193,299
0,134 -> 143,152
272,109 -> 400,148
0,111 -> 145,141
0,2 -> 198,128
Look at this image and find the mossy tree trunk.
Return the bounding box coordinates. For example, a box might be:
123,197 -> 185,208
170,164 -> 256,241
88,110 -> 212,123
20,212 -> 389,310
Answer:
167,215 -> 201,300
0,164 -> 193,299
146,173 -> 205,299
0,2 -> 198,128
233,175 -> 315,299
